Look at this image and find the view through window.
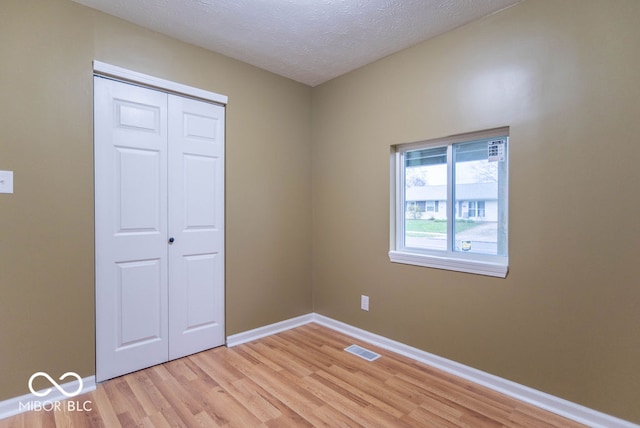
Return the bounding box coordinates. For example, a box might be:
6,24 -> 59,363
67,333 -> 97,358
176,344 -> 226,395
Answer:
391,128 -> 509,277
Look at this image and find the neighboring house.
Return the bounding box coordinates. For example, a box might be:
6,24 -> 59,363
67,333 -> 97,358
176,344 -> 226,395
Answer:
405,182 -> 498,221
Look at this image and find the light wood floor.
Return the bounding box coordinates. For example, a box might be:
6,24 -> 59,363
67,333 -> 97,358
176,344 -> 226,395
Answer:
1,323 -> 585,427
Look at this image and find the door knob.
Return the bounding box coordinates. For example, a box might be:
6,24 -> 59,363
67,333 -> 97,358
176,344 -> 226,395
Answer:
168,237 -> 175,244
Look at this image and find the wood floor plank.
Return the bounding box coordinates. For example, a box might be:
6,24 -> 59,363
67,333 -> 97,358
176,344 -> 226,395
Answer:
242,361 -> 325,423
163,358 -> 198,383
194,346 -> 256,386
309,403 -> 362,428
0,324 -> 588,428
325,363 -> 418,416
301,372 -> 369,412
201,384 -> 263,427
142,411 -> 173,428
509,404 -> 585,428
404,405 -> 463,428
33,406 -> 58,428
300,372 -> 411,428
122,373 -> 165,418
155,406 -> 190,428
143,366 -> 204,427
229,378 -> 283,422
90,380 -> 120,428
239,343 -> 287,373
250,338 -> 315,378
264,412 -> 314,428
395,370 -> 515,424
277,329 -> 347,369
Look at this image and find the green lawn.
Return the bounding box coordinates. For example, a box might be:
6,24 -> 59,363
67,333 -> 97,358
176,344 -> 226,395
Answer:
405,219 -> 478,235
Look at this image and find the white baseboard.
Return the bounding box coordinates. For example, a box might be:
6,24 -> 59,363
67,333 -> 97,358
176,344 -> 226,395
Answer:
0,375 -> 96,421
226,313 -> 314,347
230,312 -> 638,428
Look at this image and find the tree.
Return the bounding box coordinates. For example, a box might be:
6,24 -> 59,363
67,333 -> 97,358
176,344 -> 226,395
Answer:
406,167 -> 427,187
469,161 -> 498,183
407,202 -> 423,219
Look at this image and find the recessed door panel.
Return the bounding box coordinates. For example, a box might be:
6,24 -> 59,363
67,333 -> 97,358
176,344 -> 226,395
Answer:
183,154 -> 217,230
183,112 -> 219,141
184,253 -> 220,330
115,100 -> 161,132
116,148 -> 161,233
117,259 -> 162,347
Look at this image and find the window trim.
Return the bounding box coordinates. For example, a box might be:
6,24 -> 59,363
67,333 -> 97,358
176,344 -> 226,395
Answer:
389,127 -> 509,278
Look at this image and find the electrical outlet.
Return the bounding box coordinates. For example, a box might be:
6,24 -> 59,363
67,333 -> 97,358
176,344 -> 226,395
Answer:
361,295 -> 369,311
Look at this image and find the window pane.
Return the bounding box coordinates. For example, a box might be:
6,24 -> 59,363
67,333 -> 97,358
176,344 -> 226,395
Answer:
453,139 -> 506,256
404,146 -> 447,251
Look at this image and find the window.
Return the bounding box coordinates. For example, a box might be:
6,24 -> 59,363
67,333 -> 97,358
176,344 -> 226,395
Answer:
467,201 -> 485,218
390,128 -> 509,277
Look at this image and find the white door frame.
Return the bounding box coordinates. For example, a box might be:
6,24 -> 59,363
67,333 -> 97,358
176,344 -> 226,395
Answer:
93,61 -> 228,105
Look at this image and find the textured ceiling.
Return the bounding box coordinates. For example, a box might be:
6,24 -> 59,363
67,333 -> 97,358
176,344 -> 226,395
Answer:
72,0 -> 522,87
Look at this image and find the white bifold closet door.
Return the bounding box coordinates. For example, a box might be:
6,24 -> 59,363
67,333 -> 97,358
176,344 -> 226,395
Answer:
94,76 -> 225,382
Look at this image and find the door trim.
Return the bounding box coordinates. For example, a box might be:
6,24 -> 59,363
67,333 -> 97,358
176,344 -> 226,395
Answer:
93,60 -> 228,105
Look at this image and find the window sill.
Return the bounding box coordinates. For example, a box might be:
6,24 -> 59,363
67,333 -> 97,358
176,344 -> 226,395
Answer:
388,250 -> 508,278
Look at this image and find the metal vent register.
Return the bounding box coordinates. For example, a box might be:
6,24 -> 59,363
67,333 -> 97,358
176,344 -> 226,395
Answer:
344,344 -> 381,362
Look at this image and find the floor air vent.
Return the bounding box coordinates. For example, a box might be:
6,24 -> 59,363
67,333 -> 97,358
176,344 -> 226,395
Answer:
344,344 -> 381,362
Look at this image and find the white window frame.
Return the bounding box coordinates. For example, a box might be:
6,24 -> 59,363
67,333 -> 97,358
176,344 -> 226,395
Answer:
389,128 -> 509,278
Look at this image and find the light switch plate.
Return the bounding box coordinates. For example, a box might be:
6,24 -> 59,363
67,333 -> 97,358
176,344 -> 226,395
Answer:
0,171 -> 14,194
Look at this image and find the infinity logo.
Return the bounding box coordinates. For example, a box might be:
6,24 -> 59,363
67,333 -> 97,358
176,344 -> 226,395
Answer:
28,372 -> 83,398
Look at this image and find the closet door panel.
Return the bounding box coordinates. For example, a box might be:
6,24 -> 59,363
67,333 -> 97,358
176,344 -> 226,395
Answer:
168,95 -> 225,360
95,77 -> 169,382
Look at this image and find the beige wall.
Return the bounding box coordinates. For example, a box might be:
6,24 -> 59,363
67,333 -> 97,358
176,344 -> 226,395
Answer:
311,0 -> 640,423
1,0 -> 639,424
0,0 -> 311,401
